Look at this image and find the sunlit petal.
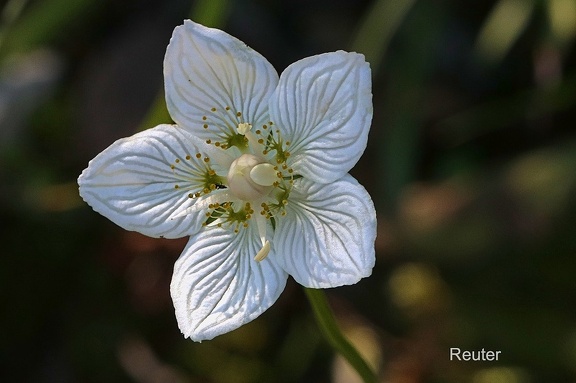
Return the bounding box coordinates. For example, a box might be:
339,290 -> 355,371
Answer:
78,124 -> 222,238
269,51 -> 372,184
164,20 -> 279,142
273,174 -> 376,288
171,226 -> 288,341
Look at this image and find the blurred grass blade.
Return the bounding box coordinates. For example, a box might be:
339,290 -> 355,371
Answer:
547,0 -> 576,47
435,71 -> 576,146
138,0 -> 232,130
0,0 -> 29,52
0,0 -> 101,58
373,2 -> 445,212
137,92 -> 173,131
190,0 -> 232,28
351,0 -> 417,72
473,0 -> 536,65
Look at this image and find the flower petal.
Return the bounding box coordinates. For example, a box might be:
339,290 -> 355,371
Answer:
171,225 -> 288,341
164,20 -> 279,140
273,174 -> 376,288
269,51 -> 372,183
78,124 -> 225,239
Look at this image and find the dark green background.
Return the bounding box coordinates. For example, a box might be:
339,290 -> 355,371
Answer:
1,0 -> 576,382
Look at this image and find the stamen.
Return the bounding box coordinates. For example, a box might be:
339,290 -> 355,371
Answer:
237,122 -> 252,135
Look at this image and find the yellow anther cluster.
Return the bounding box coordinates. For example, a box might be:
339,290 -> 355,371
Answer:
180,107 -> 301,243
169,151 -> 224,200
203,201 -> 255,233
200,106 -> 252,151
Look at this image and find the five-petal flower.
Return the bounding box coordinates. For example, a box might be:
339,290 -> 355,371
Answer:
78,20 -> 376,341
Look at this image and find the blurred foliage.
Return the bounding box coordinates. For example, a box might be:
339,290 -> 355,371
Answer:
1,0 -> 576,382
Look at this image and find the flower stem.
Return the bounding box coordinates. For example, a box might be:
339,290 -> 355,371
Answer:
304,288 -> 378,383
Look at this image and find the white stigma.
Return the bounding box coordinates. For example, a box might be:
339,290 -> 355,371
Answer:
254,240 -> 271,262
250,163 -> 277,186
227,154 -> 273,200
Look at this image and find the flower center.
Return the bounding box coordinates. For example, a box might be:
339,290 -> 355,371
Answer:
190,109 -> 302,261
227,154 -> 277,201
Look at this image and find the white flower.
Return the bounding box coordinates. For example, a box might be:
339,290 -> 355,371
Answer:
78,20 -> 376,342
